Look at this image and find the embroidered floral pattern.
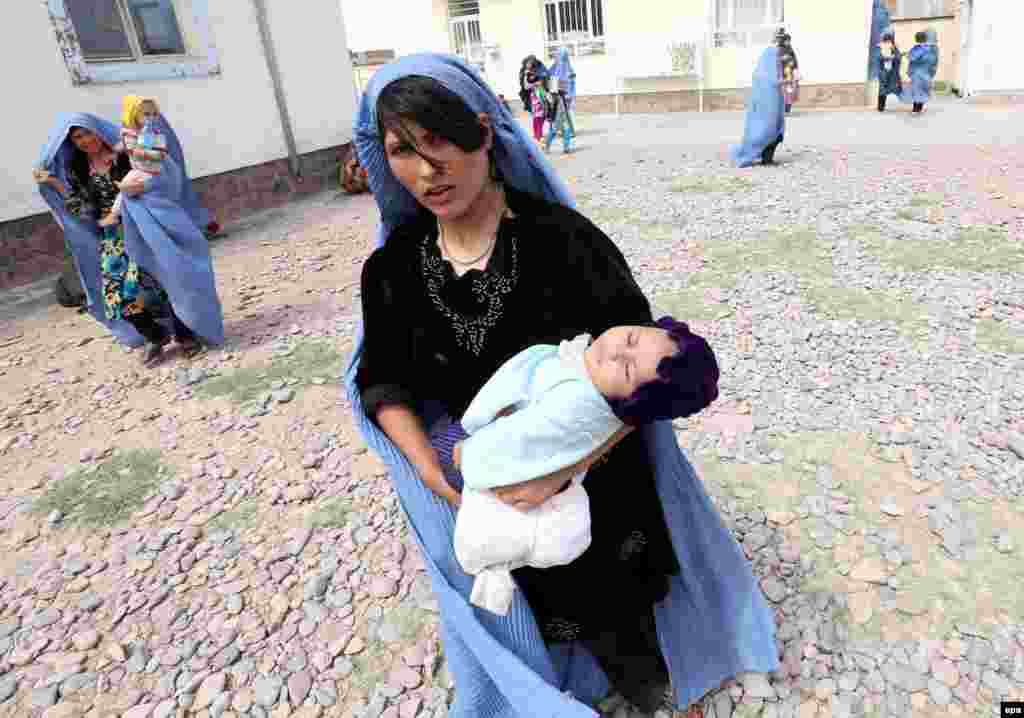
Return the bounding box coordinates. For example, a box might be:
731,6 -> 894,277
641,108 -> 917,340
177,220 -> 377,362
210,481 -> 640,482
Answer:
421,232 -> 519,356
544,617 -> 583,642
620,530 -> 649,560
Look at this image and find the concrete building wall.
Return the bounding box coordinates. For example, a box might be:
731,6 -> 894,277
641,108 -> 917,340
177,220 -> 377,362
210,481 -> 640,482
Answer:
963,0 -> 1024,96
2,0 -> 357,224
471,0 -> 872,108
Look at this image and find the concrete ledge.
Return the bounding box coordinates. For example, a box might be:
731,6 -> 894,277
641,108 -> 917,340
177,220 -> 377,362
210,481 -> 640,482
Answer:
0,143 -> 350,291
573,82 -> 869,114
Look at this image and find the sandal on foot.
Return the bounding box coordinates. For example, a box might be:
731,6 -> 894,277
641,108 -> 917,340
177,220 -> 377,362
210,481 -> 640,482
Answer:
178,338 -> 203,359
141,342 -> 164,367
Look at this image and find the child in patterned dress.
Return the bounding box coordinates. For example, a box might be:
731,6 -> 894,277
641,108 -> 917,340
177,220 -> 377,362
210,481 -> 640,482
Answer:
100,96 -> 168,227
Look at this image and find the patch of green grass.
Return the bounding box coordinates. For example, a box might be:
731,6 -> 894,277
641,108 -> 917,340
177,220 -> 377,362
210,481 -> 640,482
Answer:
652,289 -> 734,322
208,498 -> 258,531
675,228 -> 833,292
909,192 -> 944,207
384,603 -> 434,643
350,651 -> 389,698
195,340 -> 342,405
33,449 -> 167,527
308,496 -> 351,529
975,319 -> 1024,355
636,222 -> 683,242
803,283 -> 930,340
669,175 -> 754,194
895,208 -> 917,221
862,225 -> 1023,273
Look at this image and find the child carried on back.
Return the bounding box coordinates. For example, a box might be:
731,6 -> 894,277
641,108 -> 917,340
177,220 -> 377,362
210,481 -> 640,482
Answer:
451,316 -> 719,614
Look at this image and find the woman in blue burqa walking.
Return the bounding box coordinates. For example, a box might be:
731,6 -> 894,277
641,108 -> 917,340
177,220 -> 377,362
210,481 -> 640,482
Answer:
346,54 -> 778,717
730,46 -> 785,167
34,112 -> 223,362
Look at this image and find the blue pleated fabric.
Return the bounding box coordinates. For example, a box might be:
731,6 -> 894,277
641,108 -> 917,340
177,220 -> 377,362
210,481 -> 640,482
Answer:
38,113 -> 224,346
346,53 -> 779,717
868,0 -> 892,80
730,47 -> 786,168
155,115 -> 212,231
900,44 -> 940,104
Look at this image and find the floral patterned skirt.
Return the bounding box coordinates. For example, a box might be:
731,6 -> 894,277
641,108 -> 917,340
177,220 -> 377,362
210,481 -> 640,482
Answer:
100,225 -> 169,321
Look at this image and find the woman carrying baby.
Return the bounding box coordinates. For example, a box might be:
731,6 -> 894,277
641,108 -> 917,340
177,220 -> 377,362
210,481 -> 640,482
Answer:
346,54 -> 778,718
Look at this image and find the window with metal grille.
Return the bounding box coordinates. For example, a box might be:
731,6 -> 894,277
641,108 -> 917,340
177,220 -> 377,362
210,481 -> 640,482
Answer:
892,0 -> 948,19
65,0 -> 187,62
448,0 -> 481,18
543,0 -> 605,43
714,0 -> 783,48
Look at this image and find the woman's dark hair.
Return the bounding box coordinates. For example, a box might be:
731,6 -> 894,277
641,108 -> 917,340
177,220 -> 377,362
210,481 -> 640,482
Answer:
67,126 -> 130,207
376,76 -> 489,172
607,317 -> 720,426
915,31 -> 928,43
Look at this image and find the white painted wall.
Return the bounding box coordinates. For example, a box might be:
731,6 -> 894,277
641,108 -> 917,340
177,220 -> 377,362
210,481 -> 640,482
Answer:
342,0 -> 449,55
964,0 -> 1024,94
2,0 -> 357,223
476,0 -> 872,100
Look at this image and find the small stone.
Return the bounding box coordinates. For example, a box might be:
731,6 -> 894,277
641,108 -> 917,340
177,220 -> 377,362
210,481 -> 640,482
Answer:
850,558 -> 886,584
285,485 -> 314,502
760,577 -> 787,603
288,670 -> 313,704
0,676 -> 17,703
43,703 -> 85,718
123,704 -> 157,718
153,700 -> 176,718
928,678 -> 952,705
254,676 -> 282,707
740,672 -> 776,699
813,678 -> 835,701
193,671 -> 228,710
30,684 -> 60,709
879,499 -> 904,517
71,630 -> 100,651
272,389 -> 295,404
370,577 -> 398,598
881,663 -> 926,692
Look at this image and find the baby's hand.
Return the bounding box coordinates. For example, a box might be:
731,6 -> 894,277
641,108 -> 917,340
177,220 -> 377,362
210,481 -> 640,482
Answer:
32,169 -> 52,184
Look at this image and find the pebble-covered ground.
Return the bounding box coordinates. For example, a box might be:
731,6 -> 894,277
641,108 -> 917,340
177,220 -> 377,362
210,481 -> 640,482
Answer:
1,99 -> 1023,718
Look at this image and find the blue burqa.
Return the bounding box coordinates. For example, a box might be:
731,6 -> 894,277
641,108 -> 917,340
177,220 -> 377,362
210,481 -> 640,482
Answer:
730,47 -> 785,168
551,47 -> 575,97
37,113 -> 224,347
868,0 -> 892,80
346,54 -> 779,717
900,43 -> 940,104
156,115 -> 212,230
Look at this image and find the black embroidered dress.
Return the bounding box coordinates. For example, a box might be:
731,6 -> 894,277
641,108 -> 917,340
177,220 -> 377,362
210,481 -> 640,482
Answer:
355,187 -> 680,646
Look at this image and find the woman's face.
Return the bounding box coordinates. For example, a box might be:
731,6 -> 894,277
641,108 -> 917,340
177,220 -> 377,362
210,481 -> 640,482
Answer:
69,128 -> 103,155
383,115 -> 493,222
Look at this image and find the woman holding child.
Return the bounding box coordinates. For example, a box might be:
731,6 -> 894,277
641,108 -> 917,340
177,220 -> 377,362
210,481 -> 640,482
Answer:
346,54 -> 778,717
34,100 -> 223,363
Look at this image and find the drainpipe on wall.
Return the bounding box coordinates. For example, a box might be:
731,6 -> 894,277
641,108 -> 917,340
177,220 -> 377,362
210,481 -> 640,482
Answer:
252,0 -> 302,178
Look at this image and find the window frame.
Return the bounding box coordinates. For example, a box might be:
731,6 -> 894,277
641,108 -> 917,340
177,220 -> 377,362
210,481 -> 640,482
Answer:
542,0 -> 607,59
713,0 -> 784,48
47,0 -> 220,86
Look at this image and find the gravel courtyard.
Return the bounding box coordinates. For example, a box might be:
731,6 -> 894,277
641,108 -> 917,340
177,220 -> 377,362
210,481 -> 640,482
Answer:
1,98 -> 1023,718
